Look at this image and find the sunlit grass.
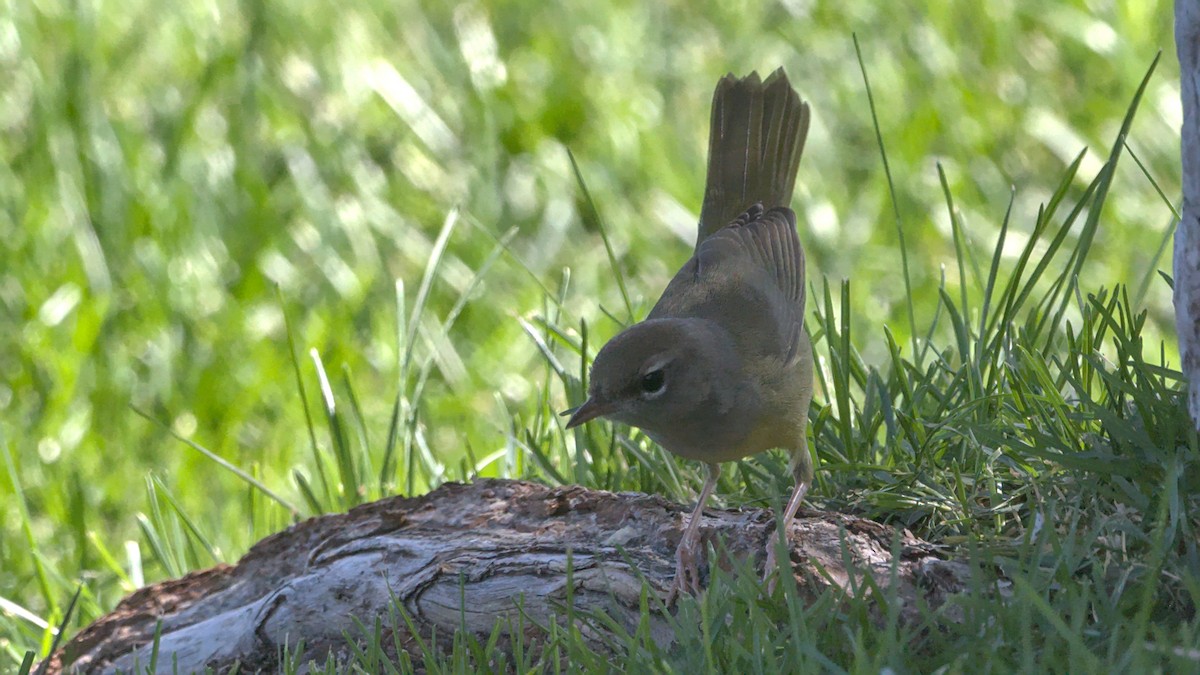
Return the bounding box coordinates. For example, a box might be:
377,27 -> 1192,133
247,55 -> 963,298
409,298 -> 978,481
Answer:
0,0 -> 1190,671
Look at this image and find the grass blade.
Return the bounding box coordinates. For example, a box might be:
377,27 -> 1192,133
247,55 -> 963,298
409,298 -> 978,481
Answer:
854,33 -> 917,363
131,407 -> 300,517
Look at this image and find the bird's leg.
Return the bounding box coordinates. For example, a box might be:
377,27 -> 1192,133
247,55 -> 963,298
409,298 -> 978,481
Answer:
666,462 -> 721,604
763,462 -> 811,593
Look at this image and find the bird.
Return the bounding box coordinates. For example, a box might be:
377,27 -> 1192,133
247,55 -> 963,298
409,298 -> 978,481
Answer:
564,68 -> 814,601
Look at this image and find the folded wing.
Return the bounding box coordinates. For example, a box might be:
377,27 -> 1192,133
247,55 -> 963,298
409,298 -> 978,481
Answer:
650,204 -> 806,363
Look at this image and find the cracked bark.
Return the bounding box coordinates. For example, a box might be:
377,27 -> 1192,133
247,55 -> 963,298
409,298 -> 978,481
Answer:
1178,0 -> 1200,427
45,479 -> 970,674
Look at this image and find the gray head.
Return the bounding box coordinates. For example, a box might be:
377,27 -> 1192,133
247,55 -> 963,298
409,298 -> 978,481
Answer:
564,318 -> 751,455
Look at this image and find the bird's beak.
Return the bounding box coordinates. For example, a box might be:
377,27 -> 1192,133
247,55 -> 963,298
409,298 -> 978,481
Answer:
562,397 -> 615,429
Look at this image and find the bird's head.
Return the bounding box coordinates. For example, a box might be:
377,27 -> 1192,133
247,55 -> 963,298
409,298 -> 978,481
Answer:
564,319 -> 743,442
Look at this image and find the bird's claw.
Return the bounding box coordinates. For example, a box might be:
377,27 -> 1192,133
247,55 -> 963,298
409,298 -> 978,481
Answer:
666,538 -> 703,604
762,539 -> 783,595
763,520 -> 801,596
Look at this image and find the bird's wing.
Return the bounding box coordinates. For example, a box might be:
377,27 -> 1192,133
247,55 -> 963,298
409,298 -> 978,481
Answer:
649,204 -> 806,363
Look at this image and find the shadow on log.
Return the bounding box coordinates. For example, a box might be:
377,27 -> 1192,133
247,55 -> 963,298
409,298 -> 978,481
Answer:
46,479 -> 970,673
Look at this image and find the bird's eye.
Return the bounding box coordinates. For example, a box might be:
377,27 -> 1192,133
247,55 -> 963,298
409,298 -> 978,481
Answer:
640,369 -> 666,395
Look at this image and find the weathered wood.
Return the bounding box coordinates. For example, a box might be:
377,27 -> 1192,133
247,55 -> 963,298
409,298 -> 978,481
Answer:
46,479 -> 967,673
1177,0 -> 1200,427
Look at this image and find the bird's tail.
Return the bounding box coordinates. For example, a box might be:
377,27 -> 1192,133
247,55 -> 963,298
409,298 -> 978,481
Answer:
696,68 -> 810,247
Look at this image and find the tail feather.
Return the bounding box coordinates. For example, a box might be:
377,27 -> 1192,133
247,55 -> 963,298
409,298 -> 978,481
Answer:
696,68 -> 810,247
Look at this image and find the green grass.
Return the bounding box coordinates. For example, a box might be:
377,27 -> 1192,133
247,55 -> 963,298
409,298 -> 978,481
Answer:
0,0 -> 1191,671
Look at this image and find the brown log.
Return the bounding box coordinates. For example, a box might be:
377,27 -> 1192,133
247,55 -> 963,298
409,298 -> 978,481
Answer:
46,479 -> 968,673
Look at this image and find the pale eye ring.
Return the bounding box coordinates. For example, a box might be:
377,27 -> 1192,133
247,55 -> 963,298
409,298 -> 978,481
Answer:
640,369 -> 665,395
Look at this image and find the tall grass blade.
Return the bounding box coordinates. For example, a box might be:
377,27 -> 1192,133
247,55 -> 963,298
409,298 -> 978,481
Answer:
854,33 -> 917,362
566,148 -> 634,321
278,285 -> 330,508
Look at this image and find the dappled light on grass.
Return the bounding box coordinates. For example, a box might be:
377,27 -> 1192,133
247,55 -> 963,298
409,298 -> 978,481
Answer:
0,0 -> 1189,670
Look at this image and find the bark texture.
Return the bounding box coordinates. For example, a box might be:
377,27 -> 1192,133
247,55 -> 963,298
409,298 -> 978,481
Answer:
46,479 -> 968,673
1177,0 -> 1200,427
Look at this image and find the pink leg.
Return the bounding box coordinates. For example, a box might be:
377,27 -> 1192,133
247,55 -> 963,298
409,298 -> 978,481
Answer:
763,477 -> 809,593
666,463 -> 721,603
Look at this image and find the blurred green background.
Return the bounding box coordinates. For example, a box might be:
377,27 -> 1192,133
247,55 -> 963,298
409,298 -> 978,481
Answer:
0,0 -> 1181,660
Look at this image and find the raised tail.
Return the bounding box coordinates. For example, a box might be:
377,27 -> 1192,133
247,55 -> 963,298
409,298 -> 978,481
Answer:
696,68 -> 810,248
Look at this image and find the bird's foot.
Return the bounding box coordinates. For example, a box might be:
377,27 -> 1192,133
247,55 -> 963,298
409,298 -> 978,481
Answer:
762,532 -> 792,595
666,538 -> 704,604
